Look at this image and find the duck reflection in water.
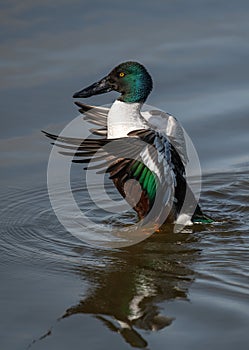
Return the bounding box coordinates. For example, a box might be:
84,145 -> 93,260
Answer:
60,230 -> 199,349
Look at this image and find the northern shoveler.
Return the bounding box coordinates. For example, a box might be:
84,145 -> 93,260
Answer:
43,61 -> 212,226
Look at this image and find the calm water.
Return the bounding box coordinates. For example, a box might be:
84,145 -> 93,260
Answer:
0,1 -> 249,349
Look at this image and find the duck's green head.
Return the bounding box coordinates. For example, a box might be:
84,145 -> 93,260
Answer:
73,61 -> 153,103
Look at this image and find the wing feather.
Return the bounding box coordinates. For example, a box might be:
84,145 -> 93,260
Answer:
43,104 -> 192,222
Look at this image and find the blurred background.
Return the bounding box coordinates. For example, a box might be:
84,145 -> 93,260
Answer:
1,0 -> 249,186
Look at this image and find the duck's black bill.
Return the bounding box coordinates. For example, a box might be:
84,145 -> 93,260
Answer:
73,76 -> 113,98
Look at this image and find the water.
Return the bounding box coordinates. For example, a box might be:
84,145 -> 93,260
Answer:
0,1 -> 249,349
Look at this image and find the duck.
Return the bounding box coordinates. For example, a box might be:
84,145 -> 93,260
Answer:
43,61 -> 212,227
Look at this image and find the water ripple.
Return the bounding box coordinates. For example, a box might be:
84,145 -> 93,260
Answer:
0,169 -> 248,289
0,185 -> 88,271
195,170 -> 249,299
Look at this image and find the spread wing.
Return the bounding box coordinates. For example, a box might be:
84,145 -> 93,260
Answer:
43,125 -> 184,223
43,102 -> 193,222
74,102 -> 188,166
43,102 -> 210,224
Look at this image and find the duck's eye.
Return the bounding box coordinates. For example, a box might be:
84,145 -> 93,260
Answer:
119,72 -> 125,77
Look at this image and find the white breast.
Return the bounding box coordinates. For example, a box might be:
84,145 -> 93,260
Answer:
107,100 -> 148,139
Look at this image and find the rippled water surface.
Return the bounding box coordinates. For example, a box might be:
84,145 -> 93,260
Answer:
1,1 -> 249,349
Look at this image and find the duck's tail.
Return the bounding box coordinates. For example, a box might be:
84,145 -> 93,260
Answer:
191,204 -> 213,224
